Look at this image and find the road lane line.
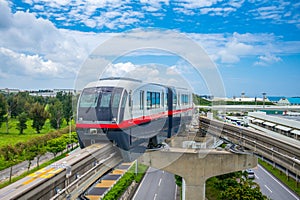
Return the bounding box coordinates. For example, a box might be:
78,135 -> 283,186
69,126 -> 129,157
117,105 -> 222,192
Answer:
132,168 -> 149,200
158,178 -> 162,186
264,185 -> 272,193
255,174 -> 259,179
259,165 -> 300,200
175,184 -> 178,200
154,193 -> 157,200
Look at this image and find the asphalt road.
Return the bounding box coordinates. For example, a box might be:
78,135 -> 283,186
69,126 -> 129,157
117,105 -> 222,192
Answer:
253,164 -> 300,200
132,167 -> 177,200
0,152 -> 53,182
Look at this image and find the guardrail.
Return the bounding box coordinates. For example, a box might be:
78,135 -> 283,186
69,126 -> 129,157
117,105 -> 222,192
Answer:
50,152 -> 122,200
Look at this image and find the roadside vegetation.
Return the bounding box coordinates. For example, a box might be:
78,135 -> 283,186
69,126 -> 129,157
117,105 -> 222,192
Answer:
0,129 -> 77,182
0,145 -> 76,189
102,162 -> 148,200
0,91 -> 78,183
175,172 -> 267,200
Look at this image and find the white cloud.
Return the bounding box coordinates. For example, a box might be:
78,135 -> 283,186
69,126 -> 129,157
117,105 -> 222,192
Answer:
0,0 -> 12,28
254,53 -> 282,66
166,65 -> 178,75
0,47 -> 73,78
0,1 -> 92,84
176,0 -> 242,16
105,62 -> 137,77
187,32 -> 300,65
178,0 -> 221,9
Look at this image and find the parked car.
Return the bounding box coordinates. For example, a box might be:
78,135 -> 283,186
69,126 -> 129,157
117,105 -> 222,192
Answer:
246,169 -> 255,179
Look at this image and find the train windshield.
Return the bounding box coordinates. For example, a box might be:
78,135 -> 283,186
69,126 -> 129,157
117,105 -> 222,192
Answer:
78,87 -> 126,122
79,88 -> 99,108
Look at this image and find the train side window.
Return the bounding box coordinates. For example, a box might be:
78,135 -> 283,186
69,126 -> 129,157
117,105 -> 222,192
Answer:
140,91 -> 144,110
128,91 -> 132,107
181,94 -> 189,105
121,91 -> 128,108
162,92 -> 164,107
147,91 -> 151,109
173,93 -> 177,107
155,92 -> 160,108
147,91 -> 160,109
152,92 -> 156,108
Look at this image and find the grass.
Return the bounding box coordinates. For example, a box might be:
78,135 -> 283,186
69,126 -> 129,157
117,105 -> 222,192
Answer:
0,118 -> 68,147
0,151 -> 70,189
258,159 -> 300,196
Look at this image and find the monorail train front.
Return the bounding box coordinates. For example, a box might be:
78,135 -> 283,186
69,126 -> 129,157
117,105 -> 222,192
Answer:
76,85 -> 131,149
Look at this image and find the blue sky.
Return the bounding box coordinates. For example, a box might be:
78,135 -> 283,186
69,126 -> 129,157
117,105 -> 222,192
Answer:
0,0 -> 299,97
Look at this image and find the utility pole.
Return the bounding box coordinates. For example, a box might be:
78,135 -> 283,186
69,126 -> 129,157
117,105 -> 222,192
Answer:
262,92 -> 266,108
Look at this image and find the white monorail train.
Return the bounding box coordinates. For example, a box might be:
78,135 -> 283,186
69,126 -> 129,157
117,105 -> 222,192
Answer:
76,77 -> 193,161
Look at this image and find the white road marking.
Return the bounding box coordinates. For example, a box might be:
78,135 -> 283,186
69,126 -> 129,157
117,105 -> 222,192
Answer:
264,185 -> 272,193
154,193 -> 157,200
132,168 -> 149,200
175,184 -> 178,200
158,178 -> 162,186
255,174 -> 259,179
259,165 -> 300,200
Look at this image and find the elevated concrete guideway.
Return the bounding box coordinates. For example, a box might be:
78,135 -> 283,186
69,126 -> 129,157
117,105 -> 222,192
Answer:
199,116 -> 300,183
139,148 -> 257,200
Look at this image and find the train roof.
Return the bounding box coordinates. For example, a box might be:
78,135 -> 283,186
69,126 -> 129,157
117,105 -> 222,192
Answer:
83,77 -> 190,92
84,77 -> 149,91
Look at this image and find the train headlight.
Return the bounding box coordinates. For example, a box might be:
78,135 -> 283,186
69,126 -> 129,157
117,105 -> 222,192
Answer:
90,128 -> 97,134
112,117 -> 117,123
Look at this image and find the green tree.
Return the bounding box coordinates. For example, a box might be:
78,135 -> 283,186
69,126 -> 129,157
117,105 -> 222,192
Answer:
30,102 -> 49,133
0,93 -> 7,127
9,92 -> 32,118
47,138 -> 66,158
24,146 -> 38,173
49,100 -> 63,129
28,137 -> 48,168
35,144 -> 47,168
175,175 -> 182,187
0,145 -> 21,182
17,112 -> 27,134
219,179 -> 266,200
63,131 -> 78,150
63,93 -> 73,125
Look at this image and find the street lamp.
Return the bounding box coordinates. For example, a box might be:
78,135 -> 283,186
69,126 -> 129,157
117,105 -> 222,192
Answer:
262,92 -> 266,109
69,116 -> 73,150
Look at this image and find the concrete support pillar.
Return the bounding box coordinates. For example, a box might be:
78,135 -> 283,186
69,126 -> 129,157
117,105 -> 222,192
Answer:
139,148 -> 257,200
183,178 -> 206,200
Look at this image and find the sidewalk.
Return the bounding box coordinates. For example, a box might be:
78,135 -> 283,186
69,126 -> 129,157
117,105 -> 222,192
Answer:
0,145 -> 79,184
0,152 -> 53,183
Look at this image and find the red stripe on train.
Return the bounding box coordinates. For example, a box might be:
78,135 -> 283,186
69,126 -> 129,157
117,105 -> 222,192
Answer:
76,107 -> 193,129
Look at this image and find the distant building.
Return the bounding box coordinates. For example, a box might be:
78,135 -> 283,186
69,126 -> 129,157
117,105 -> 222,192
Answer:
0,88 -> 20,94
277,98 -> 290,105
199,95 -> 214,100
287,97 -> 300,105
267,96 -> 285,104
0,88 -> 76,97
212,96 -> 267,102
53,89 -> 76,94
